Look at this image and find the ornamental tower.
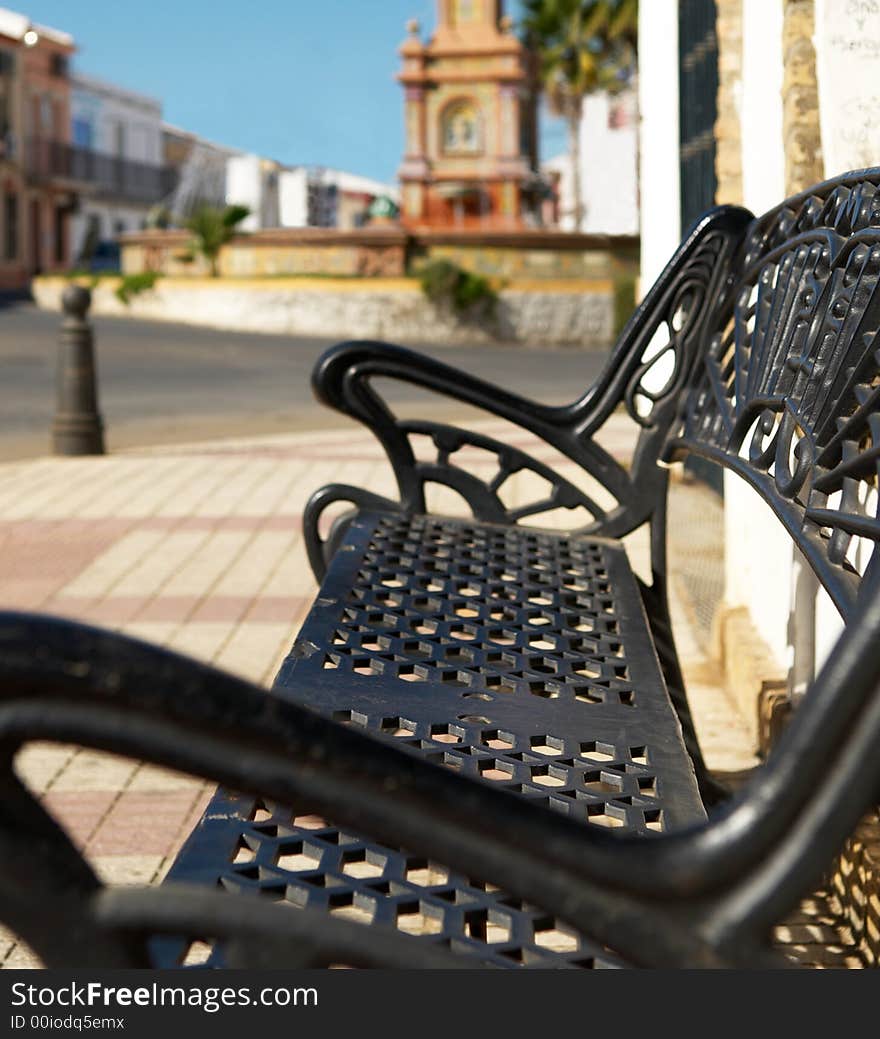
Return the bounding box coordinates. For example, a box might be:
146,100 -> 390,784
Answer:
398,0 -> 539,229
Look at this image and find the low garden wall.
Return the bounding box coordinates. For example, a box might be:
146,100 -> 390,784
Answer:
118,226 -> 638,283
32,275 -> 616,348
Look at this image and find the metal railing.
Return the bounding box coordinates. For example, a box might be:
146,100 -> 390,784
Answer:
25,137 -> 177,204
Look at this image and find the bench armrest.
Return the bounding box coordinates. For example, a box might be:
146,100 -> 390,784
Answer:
6,608 -> 872,967
307,206 -> 754,578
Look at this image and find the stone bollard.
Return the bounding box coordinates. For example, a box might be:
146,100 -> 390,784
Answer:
51,284 -> 106,456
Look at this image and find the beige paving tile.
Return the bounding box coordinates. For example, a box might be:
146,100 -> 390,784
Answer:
0,459 -> 97,519
0,460 -> 59,506
70,460 -> 183,519
0,924 -> 19,963
2,937 -> 41,968
112,457 -> 208,518
153,458 -> 248,517
161,529 -> 252,597
214,621 -> 296,685
230,458 -> 312,517
127,763 -> 206,794
50,749 -> 139,793
192,459 -> 276,518
56,529 -> 167,598
212,530 -> 296,597
92,854 -> 165,886
261,533 -> 311,597
120,621 -> 178,646
111,529 -> 211,597
168,621 -> 236,664
15,743 -> 77,795
36,459 -> 169,521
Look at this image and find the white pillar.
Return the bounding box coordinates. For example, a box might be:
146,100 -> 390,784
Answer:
815,0 -> 880,176
740,0 -> 785,217
638,0 -> 680,297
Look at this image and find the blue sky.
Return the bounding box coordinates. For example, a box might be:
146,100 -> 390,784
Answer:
20,0 -> 566,183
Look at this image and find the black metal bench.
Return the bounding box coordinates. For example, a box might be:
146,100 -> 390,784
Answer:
3,168 -> 880,968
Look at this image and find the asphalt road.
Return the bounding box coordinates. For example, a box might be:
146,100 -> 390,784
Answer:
0,300 -> 610,460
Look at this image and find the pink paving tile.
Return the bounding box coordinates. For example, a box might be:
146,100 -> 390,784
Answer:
0,581 -> 63,609
135,595 -> 200,623
0,520 -> 136,606
189,596 -> 252,624
47,596 -> 149,627
246,595 -> 309,623
42,791 -> 117,849
86,791 -> 205,857
40,597 -> 100,621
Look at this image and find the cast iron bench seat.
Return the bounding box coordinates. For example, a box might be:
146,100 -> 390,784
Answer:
163,512 -> 704,968
3,168 -> 880,969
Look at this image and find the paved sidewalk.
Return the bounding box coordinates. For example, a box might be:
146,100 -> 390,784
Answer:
0,414 -> 757,967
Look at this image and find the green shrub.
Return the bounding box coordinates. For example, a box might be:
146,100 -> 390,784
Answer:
418,259 -> 498,316
184,204 -> 250,277
115,271 -> 160,305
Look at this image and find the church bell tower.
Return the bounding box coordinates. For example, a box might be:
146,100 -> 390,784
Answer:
398,1 -> 539,229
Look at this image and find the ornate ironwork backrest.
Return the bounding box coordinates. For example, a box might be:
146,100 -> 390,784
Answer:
666,169 -> 880,617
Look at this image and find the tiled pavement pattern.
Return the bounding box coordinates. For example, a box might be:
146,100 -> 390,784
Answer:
0,413 -> 860,967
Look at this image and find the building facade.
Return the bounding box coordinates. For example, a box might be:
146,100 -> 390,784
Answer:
225,156 -> 398,232
397,0 -> 540,229
0,6 -> 74,288
541,85 -> 639,235
161,123 -> 239,222
69,73 -> 169,262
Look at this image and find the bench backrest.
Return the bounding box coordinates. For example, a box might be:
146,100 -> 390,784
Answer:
663,169 -> 880,619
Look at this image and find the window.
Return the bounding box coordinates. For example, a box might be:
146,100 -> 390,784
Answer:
39,95 -> 53,132
50,53 -> 68,78
72,117 -> 93,149
4,192 -> 18,261
54,204 -> 65,264
441,100 -> 482,155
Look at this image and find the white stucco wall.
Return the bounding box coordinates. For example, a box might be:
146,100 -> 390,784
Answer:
723,0 -> 792,674
637,0 -> 681,296
740,0 -> 785,218
226,154 -> 270,232
815,0 -> 880,176
32,277 -> 614,348
279,169 -> 309,227
543,87 -> 639,236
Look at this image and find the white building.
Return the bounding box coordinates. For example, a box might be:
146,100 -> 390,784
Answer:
541,86 -> 639,235
226,156 -> 398,231
69,73 -> 166,261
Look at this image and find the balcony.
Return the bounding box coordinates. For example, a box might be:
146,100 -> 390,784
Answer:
24,137 -> 177,205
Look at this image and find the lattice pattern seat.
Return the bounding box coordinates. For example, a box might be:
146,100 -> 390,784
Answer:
165,512 -> 704,968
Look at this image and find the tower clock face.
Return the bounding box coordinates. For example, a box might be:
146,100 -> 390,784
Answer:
442,101 -> 481,154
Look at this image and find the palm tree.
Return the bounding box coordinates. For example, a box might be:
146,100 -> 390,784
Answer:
184,204 -> 250,277
522,0 -> 638,231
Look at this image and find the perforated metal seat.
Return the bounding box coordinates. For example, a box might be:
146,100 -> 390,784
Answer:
164,511 -> 703,967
